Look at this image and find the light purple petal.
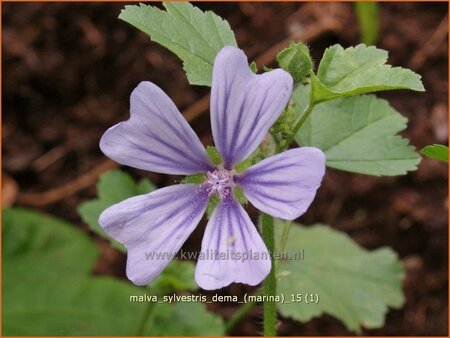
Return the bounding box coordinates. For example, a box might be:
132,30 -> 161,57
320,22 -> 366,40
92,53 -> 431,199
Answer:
100,81 -> 214,175
234,147 -> 326,220
99,184 -> 208,286
195,196 -> 271,290
210,46 -> 293,169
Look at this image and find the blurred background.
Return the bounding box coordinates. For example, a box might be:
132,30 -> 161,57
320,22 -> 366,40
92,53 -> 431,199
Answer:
2,2 -> 448,336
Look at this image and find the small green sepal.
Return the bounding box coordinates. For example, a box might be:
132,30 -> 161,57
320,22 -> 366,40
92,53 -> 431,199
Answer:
182,173 -> 206,184
206,146 -> 222,166
206,195 -> 220,219
233,187 -> 248,205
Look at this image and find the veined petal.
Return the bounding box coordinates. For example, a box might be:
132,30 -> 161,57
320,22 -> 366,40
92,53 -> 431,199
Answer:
99,184 -> 208,286
210,46 -> 293,169
100,81 -> 214,175
234,147 -> 326,220
195,196 -> 271,290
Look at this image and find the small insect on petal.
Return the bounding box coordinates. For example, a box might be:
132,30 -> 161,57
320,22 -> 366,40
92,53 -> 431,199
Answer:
225,236 -> 237,246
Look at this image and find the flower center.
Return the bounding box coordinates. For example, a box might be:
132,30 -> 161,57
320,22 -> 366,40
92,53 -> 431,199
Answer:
203,169 -> 234,199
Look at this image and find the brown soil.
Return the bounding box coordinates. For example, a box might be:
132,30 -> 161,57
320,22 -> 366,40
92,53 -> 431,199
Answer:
2,2 -> 448,336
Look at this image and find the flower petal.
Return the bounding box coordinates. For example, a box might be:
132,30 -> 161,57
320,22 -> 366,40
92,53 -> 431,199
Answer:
210,46 -> 293,169
195,196 -> 271,290
100,81 -> 214,175
99,184 -> 208,286
235,147 -> 326,220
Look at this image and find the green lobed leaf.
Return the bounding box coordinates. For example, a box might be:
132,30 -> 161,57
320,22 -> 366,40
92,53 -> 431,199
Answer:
4,277 -> 146,336
311,44 -> 424,103
4,275 -> 224,336
119,2 -> 237,86
420,144 -> 448,163
295,93 -> 421,176
143,302 -> 225,336
2,208 -> 99,286
275,222 -> 405,333
3,208 -> 225,336
78,169 -> 156,251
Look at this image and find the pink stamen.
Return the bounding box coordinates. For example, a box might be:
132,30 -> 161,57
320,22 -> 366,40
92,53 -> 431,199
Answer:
203,170 -> 234,199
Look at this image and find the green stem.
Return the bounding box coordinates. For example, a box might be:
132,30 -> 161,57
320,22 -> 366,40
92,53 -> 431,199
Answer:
136,301 -> 154,336
225,288 -> 263,333
261,213 -> 277,336
283,100 -> 315,148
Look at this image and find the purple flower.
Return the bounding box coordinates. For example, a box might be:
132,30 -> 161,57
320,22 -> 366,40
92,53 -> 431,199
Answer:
99,46 -> 325,290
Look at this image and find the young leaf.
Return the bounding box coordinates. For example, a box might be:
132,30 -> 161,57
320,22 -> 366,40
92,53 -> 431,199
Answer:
420,144 -> 448,163
275,222 -> 405,333
78,169 -> 156,251
295,93 -> 421,176
311,44 -> 424,103
119,2 -> 237,86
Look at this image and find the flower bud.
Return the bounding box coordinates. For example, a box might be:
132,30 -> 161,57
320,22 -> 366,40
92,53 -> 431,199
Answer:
276,43 -> 313,84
